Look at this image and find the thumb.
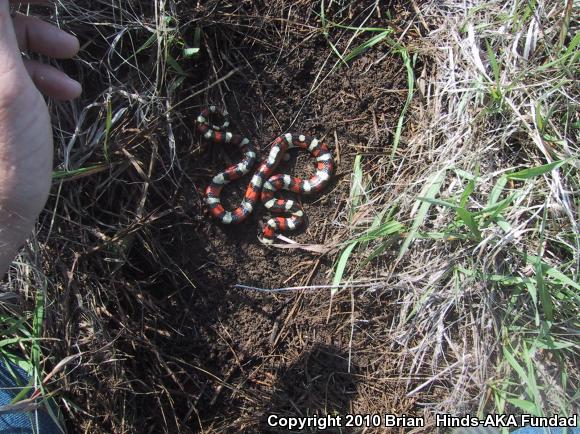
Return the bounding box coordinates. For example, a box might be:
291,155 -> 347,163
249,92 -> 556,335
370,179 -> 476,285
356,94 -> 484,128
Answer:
0,1 -> 25,76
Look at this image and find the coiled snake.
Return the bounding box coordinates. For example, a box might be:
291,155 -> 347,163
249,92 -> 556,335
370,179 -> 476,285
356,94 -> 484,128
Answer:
197,106 -> 334,244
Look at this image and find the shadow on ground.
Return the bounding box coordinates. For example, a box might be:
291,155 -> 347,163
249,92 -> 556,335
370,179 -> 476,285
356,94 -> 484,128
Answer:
259,344 -> 359,434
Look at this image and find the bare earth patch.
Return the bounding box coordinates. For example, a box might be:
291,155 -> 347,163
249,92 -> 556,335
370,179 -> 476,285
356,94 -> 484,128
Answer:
2,0 -> 577,433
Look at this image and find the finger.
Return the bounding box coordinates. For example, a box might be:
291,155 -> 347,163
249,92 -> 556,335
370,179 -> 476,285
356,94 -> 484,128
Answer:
0,1 -> 23,74
1,1 -> 53,75
23,59 -> 82,100
12,13 -> 79,58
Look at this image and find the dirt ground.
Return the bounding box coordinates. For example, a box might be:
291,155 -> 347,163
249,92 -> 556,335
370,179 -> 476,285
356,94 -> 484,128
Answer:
6,0 -> 572,431
35,1 -> 445,432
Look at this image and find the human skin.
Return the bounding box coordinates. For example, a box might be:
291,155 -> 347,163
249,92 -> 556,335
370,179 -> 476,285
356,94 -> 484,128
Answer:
0,0 -> 81,276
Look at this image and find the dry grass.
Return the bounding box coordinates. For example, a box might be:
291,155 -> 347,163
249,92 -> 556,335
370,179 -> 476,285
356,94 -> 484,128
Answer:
333,0 -> 578,419
0,0 -> 577,432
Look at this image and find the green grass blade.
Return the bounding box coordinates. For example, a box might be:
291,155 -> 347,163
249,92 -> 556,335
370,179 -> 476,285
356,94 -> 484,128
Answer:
103,97 -> 113,163
31,283 -> 45,384
476,193 -> 517,217
398,169 -> 447,260
506,398 -> 540,414
349,155 -> 364,221
459,175 -> 476,208
528,336 -> 575,350
53,164 -> 110,180
521,342 -> 543,415
390,49 -> 414,163
502,345 -> 525,379
328,39 -> 348,66
320,0 -> 327,30
360,220 -> 405,241
486,39 -> 501,84
535,206 -> 553,321
343,30 -> 390,63
183,47 -> 200,57
417,197 -> 459,209
332,241 -> 358,296
134,32 -> 157,57
522,253 -> 580,291
166,53 -> 190,77
456,208 -> 482,241
488,174 -> 508,206
506,160 -> 566,181
0,337 -> 42,347
564,31 -> 580,58
329,23 -> 394,33
183,26 -> 202,59
524,281 -> 539,323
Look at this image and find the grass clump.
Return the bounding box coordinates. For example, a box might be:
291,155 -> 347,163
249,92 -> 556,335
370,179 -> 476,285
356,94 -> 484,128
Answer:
333,0 -> 579,419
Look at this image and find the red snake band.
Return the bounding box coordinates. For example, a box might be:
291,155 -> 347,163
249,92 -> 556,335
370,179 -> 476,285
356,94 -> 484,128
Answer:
197,106 -> 334,244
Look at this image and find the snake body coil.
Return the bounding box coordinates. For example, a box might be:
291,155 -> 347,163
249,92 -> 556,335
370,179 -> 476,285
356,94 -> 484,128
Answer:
197,106 -> 333,244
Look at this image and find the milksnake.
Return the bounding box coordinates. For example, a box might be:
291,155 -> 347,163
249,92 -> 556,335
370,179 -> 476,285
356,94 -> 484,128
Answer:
197,106 -> 334,244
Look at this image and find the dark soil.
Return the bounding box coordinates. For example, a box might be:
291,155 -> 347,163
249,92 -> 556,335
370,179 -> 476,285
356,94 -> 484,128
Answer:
37,1 -> 433,433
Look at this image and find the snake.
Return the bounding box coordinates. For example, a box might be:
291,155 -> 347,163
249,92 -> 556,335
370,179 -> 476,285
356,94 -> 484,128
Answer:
197,106 -> 334,244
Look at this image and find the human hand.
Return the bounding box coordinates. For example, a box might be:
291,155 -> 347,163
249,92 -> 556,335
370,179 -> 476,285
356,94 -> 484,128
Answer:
0,0 -> 81,275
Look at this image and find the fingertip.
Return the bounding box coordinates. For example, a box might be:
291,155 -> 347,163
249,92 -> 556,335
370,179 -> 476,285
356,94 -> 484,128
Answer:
13,13 -> 81,59
59,30 -> 80,59
61,75 -> 82,100
24,60 -> 82,101
49,75 -> 82,101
